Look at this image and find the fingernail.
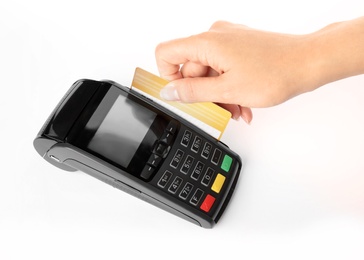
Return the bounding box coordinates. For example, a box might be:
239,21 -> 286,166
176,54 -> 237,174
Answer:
160,83 -> 180,101
232,113 -> 240,121
241,114 -> 252,125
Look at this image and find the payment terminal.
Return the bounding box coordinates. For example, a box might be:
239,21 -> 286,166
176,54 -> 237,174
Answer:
33,79 -> 242,228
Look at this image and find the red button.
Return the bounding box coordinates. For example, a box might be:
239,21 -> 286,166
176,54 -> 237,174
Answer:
200,194 -> 216,212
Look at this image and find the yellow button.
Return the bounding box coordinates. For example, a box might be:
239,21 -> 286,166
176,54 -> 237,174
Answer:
211,173 -> 226,193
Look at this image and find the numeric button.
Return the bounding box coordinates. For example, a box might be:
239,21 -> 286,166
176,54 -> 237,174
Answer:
168,176 -> 183,194
201,142 -> 212,159
181,130 -> 192,147
180,155 -> 195,175
191,136 -> 202,153
179,182 -> 194,200
158,171 -> 173,188
170,149 -> 184,169
191,161 -> 204,181
201,167 -> 215,186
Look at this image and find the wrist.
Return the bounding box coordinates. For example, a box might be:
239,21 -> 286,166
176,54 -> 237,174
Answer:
305,18 -> 364,90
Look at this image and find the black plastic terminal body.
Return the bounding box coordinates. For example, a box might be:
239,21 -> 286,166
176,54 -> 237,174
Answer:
33,79 -> 242,228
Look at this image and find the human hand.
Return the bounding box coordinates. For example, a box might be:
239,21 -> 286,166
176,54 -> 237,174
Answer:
155,21 -> 326,124
156,18 -> 364,123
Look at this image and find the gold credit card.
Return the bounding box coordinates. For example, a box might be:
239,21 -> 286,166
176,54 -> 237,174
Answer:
131,67 -> 231,140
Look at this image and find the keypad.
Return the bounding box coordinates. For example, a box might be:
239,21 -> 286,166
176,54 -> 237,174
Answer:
155,125 -> 234,214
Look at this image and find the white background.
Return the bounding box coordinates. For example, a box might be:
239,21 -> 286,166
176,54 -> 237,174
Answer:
1,0 -> 363,259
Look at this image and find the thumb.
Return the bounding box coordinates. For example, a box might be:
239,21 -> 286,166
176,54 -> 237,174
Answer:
160,76 -> 227,103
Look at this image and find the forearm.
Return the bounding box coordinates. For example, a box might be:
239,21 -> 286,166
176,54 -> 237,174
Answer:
307,17 -> 364,89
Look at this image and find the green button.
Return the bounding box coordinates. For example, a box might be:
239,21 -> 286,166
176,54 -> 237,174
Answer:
221,155 -> 233,172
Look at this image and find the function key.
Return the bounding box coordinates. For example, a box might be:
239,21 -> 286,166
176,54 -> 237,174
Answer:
221,154 -> 233,172
211,148 -> 222,165
166,121 -> 178,134
191,136 -> 202,153
147,154 -> 162,168
160,131 -> 173,145
181,130 -> 192,147
140,165 -> 155,180
153,141 -> 170,158
200,194 -> 216,213
211,173 -> 226,194
190,188 -> 204,206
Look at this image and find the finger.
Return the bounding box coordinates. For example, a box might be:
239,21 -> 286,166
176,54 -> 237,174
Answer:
180,61 -> 209,78
181,61 -> 220,79
160,74 -> 242,105
239,106 -> 253,124
216,103 -> 241,120
155,35 -> 210,81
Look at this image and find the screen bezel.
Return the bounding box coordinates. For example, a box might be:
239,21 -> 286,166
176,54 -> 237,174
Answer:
66,84 -> 171,177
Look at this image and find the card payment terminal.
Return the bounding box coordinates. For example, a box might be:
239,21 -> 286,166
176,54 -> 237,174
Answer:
33,79 -> 242,228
